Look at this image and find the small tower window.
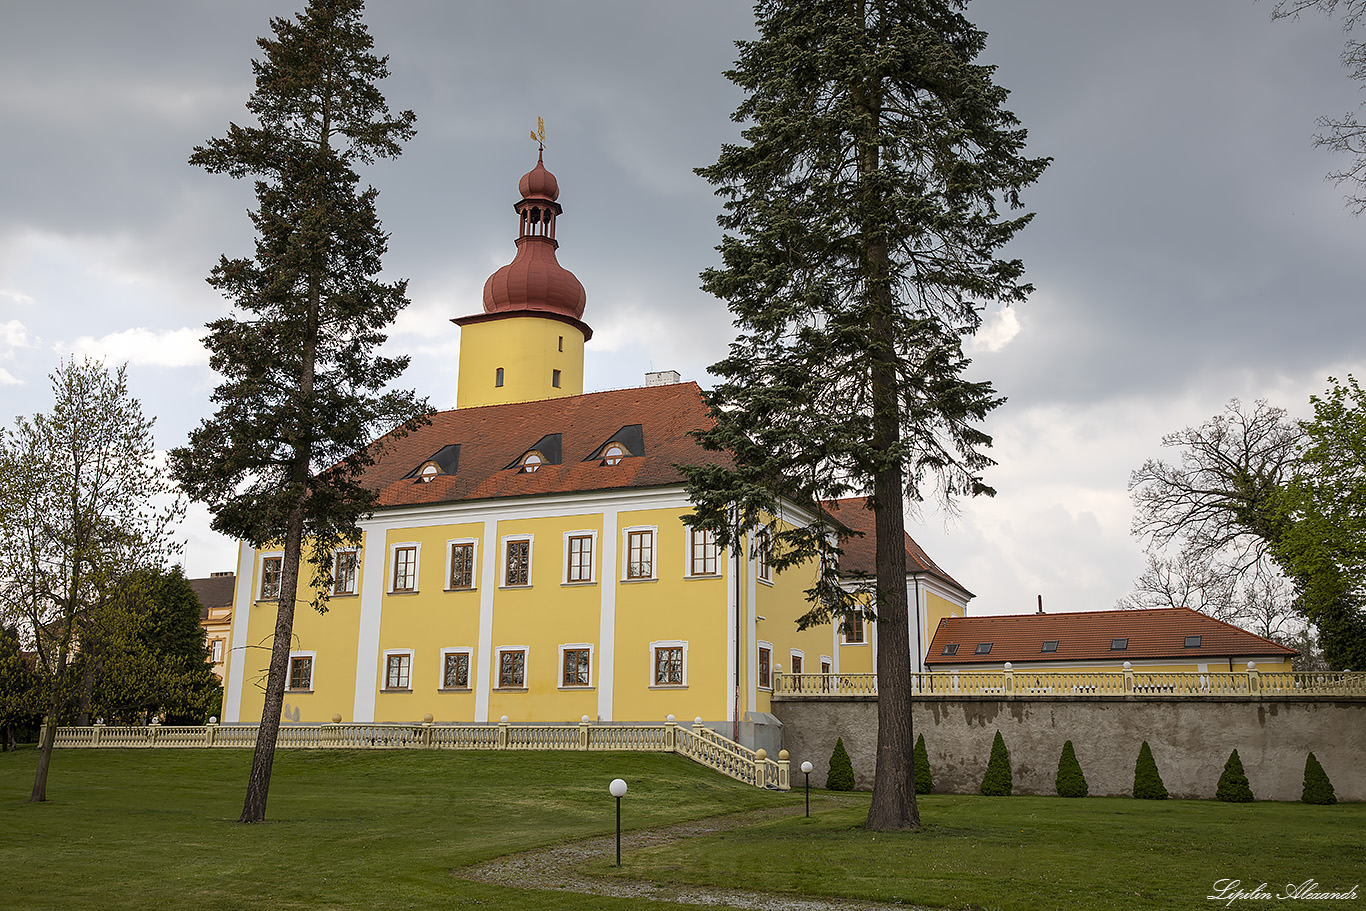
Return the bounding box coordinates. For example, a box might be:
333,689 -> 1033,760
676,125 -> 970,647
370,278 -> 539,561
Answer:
558,336 -> 564,352
495,367 -> 504,387
552,369 -> 561,388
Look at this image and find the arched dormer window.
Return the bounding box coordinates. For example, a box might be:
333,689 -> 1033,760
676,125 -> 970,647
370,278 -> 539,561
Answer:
520,451 -> 544,473
495,367 -> 505,387
602,444 -> 626,466
419,462 -> 439,483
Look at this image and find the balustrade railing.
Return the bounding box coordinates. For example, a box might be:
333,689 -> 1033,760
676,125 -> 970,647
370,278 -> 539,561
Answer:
772,668 -> 1366,698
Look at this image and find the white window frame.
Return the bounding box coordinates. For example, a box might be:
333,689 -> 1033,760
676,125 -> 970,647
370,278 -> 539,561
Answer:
622,525 -> 658,582
389,541 -> 421,594
332,547 -> 360,596
501,534 -> 534,588
438,647 -> 473,690
789,649 -> 805,677
755,530 -> 773,585
840,608 -> 867,645
649,639 -> 688,688
287,650 -> 316,692
258,551 -> 284,602
495,645 -> 529,689
684,527 -> 722,578
444,538 -> 479,591
210,638 -> 225,664
562,530 -> 598,585
558,643 -> 595,689
820,655 -> 833,675
757,641 -> 773,690
382,649 -> 414,691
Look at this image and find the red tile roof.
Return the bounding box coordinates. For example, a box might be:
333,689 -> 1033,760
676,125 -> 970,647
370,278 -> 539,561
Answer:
925,607 -> 1297,666
822,497 -> 972,598
360,382 -> 727,508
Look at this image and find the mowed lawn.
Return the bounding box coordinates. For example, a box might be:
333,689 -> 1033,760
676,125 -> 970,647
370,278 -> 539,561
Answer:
3,747 -> 1362,911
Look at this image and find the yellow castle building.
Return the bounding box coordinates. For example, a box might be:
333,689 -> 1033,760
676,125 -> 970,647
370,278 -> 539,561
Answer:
218,153 -> 972,742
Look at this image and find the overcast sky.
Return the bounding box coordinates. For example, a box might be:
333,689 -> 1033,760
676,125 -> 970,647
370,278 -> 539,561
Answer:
1,0 -> 1360,617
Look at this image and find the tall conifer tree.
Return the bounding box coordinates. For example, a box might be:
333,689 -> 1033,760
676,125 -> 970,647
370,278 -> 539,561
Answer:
686,0 -> 1047,830
171,0 -> 427,823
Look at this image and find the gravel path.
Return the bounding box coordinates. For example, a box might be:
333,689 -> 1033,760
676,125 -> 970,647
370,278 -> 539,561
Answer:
454,800 -> 930,910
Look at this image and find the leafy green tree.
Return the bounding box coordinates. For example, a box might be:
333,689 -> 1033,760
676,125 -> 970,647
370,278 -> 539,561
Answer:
0,626 -> 44,750
980,730 -> 1012,796
1132,741 -> 1168,800
1055,739 -> 1088,798
1273,376 -> 1366,670
827,737 -> 856,791
686,0 -> 1047,832
171,0 -> 427,823
1216,749 -> 1255,802
913,731 -> 932,794
1302,752 -> 1337,804
0,359 -> 181,800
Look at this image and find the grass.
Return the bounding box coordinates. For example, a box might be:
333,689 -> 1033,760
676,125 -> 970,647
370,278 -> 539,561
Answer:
3,747 -> 1362,911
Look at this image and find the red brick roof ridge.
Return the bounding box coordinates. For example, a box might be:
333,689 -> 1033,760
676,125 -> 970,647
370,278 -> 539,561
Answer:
821,496 -> 972,598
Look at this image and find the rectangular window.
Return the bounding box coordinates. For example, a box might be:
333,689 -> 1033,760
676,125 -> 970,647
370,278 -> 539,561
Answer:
758,645 -> 772,689
552,369 -> 561,388
385,653 -> 411,690
442,651 -> 470,689
505,539 -> 530,586
211,639 -> 224,663
627,530 -> 654,579
392,545 -> 417,592
498,649 -> 526,688
689,528 -> 719,576
975,643 -> 993,655
654,647 -> 684,686
1111,638 -> 1129,651
841,610 -> 865,644
790,653 -> 803,676
288,656 -> 313,691
756,531 -> 771,582
260,556 -> 282,600
449,542 -> 475,589
562,648 -> 591,687
567,535 -> 594,583
333,550 -> 358,595
558,336 -> 564,352
1041,640 -> 1059,653
821,658 -> 832,675
1184,635 -> 1202,648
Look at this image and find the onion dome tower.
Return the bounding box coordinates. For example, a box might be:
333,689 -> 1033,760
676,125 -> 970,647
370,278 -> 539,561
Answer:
453,149 -> 592,408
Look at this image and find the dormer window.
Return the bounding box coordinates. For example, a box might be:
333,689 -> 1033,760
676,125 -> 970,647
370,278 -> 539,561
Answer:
419,462 -> 439,483
1184,635 -> 1202,648
1041,640 -> 1058,653
941,643 -> 959,656
520,451 -> 544,473
602,444 -> 626,466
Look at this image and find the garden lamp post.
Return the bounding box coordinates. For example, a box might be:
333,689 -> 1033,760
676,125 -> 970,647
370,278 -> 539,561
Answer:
800,761 -> 813,817
609,778 -> 628,866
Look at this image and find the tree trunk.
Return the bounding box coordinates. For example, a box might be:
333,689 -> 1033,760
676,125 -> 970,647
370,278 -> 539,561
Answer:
30,643 -> 70,802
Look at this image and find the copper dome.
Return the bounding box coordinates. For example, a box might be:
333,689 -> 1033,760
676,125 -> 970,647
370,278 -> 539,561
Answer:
518,150 -> 559,200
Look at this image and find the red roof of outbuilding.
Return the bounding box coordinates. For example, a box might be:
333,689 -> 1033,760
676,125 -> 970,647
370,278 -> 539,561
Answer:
822,497 -> 972,598
925,607 -> 1297,666
360,382 -> 725,508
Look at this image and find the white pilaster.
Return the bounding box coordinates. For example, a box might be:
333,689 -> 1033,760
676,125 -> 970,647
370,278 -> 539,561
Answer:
352,524 -> 387,722
473,517 -> 499,722
595,508 -> 619,721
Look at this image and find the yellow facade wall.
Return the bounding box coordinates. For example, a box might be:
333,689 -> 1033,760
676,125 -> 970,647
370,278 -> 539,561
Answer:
456,316 -> 585,408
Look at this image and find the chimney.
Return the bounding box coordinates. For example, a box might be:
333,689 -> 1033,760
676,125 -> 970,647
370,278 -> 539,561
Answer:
645,370 -> 681,387
1037,594 -> 1044,614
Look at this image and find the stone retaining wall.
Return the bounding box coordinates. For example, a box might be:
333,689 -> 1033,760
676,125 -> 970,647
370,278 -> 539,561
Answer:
773,695 -> 1365,801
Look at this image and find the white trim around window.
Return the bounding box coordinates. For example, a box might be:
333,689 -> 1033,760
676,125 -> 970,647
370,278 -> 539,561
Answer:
562,530 -> 598,585
757,640 -> 773,690
684,526 -> 722,578
622,525 -> 658,582
332,547 -> 360,596
789,648 -> 805,676
500,534 -> 534,588
649,639 -> 688,688
382,648 -> 414,691
389,541 -> 421,594
840,608 -> 867,645
558,643 -> 595,689
755,530 -> 773,586
494,645 -> 529,689
257,550 -> 284,602
444,538 -> 479,591
287,650 -> 316,692
439,647 -> 473,690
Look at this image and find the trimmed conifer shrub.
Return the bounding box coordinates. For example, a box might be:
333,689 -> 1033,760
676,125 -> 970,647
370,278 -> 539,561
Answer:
1132,741 -> 1168,799
1216,749 -> 1254,802
1302,752 -> 1337,805
913,732 -> 933,795
1055,739 -> 1089,798
826,737 -> 855,791
980,730 -> 1013,796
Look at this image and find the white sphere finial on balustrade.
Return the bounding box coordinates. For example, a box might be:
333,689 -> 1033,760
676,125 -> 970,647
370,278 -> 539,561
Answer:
1004,662 -> 1012,670
582,715 -> 591,723
208,717 -> 217,725
500,715 -> 509,723
1247,661 -> 1256,670
666,714 -> 675,723
694,716 -> 704,726
1123,661 -> 1132,670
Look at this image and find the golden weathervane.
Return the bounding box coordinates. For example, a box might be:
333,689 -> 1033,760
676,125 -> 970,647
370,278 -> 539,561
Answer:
530,117 -> 545,150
